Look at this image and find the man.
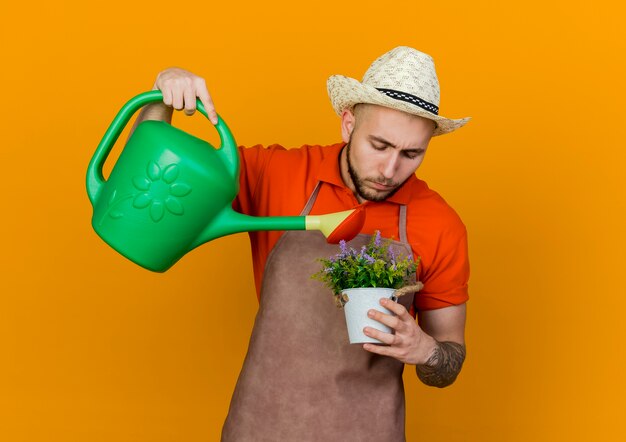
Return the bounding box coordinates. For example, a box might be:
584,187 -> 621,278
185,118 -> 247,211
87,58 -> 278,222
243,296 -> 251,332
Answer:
134,46 -> 470,441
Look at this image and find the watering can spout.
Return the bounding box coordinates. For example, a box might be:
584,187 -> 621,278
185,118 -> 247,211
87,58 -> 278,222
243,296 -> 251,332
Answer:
190,206 -> 366,249
191,207 -> 305,249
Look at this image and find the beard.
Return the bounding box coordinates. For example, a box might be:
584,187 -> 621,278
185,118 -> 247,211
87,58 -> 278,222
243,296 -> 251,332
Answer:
346,140 -> 405,202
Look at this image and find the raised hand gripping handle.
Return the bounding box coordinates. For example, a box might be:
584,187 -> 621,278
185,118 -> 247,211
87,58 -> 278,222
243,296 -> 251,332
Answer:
86,91 -> 237,206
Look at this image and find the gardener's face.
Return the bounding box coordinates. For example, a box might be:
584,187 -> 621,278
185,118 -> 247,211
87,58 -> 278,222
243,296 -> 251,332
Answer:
340,104 -> 435,202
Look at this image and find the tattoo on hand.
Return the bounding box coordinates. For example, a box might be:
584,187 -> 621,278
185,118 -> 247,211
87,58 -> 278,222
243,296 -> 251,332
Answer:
415,341 -> 466,388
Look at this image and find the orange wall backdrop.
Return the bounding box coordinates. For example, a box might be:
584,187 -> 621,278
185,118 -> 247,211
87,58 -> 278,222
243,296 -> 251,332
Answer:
1,1 -> 625,440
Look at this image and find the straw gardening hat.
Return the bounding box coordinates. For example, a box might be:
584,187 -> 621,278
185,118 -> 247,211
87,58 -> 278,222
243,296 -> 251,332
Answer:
327,46 -> 471,136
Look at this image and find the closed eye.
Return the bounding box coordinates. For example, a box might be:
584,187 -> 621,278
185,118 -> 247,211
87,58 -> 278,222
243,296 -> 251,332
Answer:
403,149 -> 425,159
368,135 -> 425,159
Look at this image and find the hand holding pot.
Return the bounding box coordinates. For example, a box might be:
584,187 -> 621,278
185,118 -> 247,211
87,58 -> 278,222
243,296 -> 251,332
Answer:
362,297 -> 438,365
153,67 -> 218,124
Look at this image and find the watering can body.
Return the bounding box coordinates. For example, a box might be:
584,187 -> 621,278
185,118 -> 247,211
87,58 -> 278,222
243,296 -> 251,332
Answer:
90,118 -> 238,271
87,91 -> 361,272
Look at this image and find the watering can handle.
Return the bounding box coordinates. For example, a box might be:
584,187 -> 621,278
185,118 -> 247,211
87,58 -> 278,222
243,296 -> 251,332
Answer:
86,90 -> 238,206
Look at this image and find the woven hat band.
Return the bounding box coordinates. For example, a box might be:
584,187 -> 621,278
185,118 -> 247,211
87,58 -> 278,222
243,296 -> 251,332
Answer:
376,88 -> 439,115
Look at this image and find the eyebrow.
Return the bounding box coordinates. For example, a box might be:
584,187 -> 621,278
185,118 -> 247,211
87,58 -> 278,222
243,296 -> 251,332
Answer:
368,135 -> 426,154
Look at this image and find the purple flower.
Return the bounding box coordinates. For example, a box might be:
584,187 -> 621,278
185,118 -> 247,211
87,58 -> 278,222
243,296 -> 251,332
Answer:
374,230 -> 381,247
339,240 -> 348,255
362,252 -> 375,264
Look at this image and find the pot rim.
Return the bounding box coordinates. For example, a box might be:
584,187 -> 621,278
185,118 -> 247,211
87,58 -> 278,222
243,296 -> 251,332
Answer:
340,287 -> 396,293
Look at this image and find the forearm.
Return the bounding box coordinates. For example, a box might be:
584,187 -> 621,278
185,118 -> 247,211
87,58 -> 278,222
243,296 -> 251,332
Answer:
126,100 -> 174,141
137,101 -> 174,124
415,340 -> 466,388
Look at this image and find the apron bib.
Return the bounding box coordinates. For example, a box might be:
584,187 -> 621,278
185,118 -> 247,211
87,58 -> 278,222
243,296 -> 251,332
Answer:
222,182 -> 415,442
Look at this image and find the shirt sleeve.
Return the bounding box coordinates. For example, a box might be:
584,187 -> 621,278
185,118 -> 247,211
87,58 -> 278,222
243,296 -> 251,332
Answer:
232,145 -> 275,216
414,221 -> 470,311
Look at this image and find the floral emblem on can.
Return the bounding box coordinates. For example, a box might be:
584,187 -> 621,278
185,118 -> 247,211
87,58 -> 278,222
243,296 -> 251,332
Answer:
99,161 -> 193,226
131,161 -> 192,222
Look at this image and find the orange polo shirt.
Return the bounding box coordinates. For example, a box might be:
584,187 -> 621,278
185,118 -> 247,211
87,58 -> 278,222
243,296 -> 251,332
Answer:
232,142 -> 469,311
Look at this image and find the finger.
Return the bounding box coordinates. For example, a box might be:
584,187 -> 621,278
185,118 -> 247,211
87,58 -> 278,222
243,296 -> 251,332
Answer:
196,82 -> 218,125
368,308 -> 403,331
363,326 -> 398,346
171,84 -> 184,110
161,87 -> 173,107
183,87 -> 197,116
363,342 -> 397,357
379,297 -> 412,321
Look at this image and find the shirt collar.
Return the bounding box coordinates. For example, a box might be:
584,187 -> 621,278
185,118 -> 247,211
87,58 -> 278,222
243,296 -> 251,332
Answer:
316,142 -> 418,205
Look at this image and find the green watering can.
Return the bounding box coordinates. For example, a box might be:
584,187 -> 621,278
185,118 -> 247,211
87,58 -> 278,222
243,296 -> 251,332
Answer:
87,91 -> 365,272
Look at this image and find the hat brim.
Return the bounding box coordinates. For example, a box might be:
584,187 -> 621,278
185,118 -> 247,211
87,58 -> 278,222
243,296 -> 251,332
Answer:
327,75 -> 471,137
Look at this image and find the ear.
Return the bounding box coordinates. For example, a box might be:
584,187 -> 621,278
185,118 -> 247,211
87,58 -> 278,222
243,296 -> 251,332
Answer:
340,109 -> 356,143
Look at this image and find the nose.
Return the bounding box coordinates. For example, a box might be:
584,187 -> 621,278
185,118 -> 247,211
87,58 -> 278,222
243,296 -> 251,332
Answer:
380,152 -> 399,180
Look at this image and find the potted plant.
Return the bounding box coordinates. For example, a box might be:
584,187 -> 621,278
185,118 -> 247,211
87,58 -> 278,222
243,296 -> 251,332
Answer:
312,231 -> 423,344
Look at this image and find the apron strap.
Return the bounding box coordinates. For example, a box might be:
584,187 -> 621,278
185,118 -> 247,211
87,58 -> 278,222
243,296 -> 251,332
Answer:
300,181 -> 322,216
399,205 -> 408,245
398,204 -> 414,260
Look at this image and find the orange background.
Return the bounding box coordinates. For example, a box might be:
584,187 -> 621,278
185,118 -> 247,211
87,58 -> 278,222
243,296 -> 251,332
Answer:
1,1 -> 625,440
